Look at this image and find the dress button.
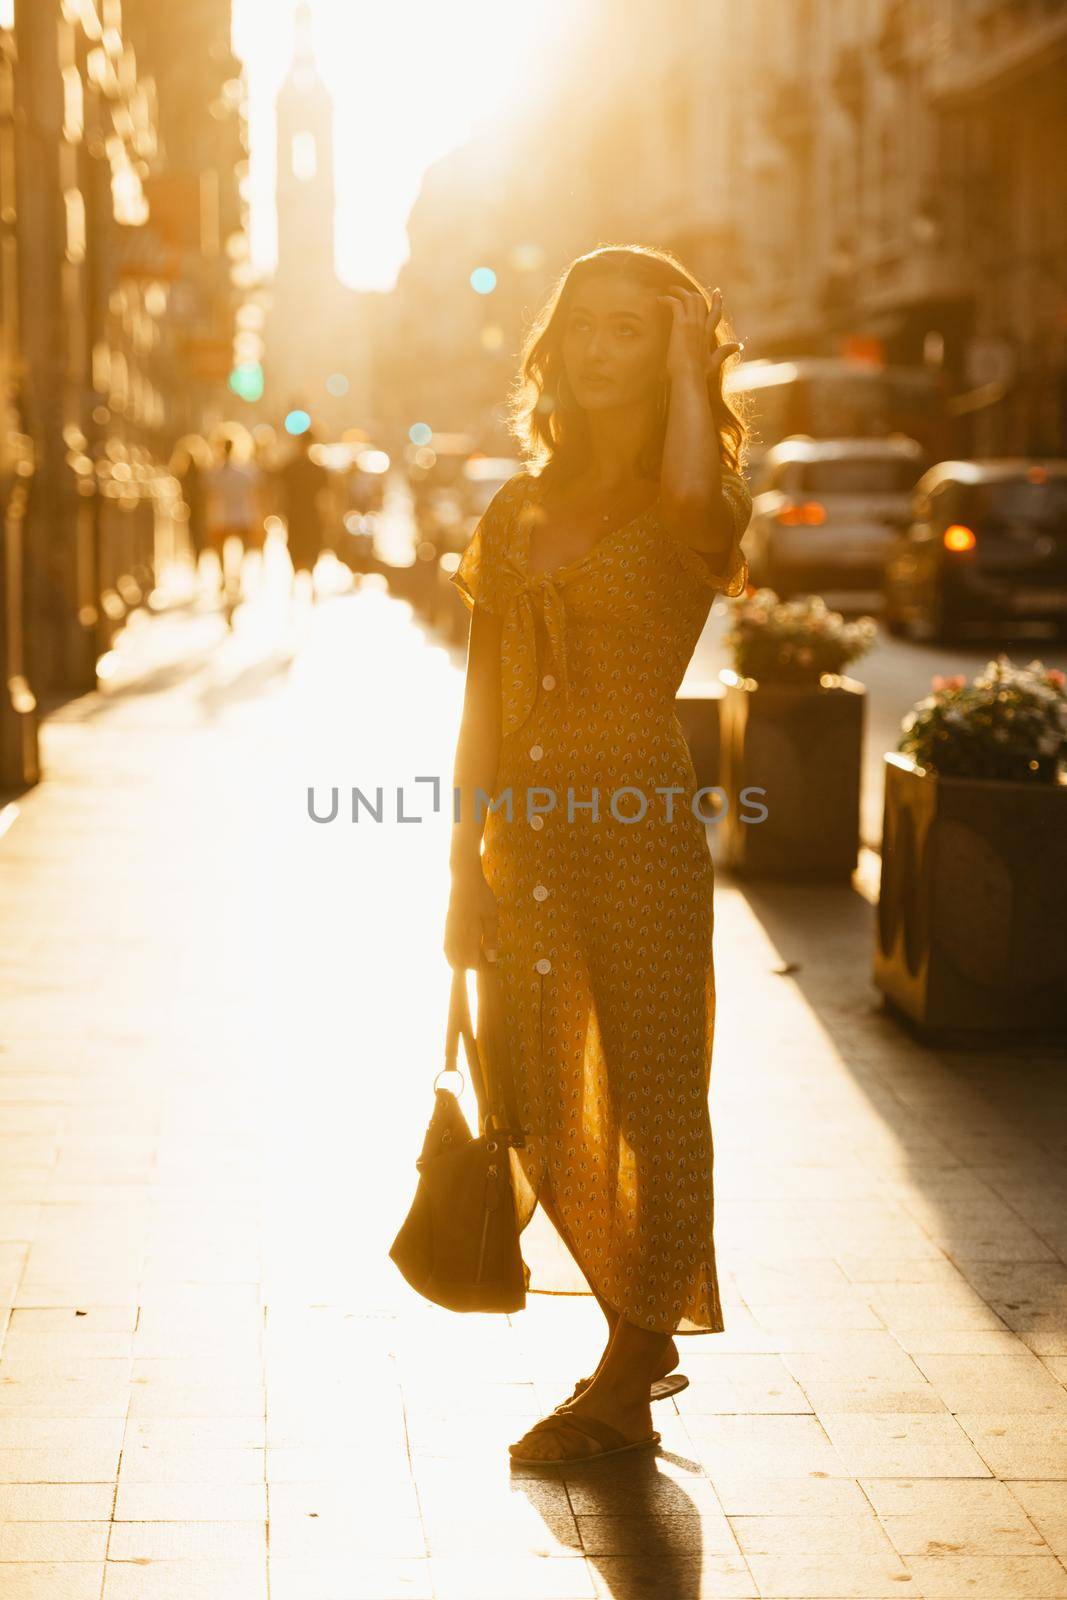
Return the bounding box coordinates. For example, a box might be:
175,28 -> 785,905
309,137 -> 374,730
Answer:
542,674 -> 556,690
530,815 -> 544,830
533,884 -> 549,901
535,958 -> 552,975
529,744 -> 543,760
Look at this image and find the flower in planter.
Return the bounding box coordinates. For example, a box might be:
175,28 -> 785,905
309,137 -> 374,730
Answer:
899,655 -> 1067,782
723,588 -> 877,685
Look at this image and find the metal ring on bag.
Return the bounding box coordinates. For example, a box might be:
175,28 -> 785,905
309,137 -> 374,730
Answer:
433,1066 -> 465,1096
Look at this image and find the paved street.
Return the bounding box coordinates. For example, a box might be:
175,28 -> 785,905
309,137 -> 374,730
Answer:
1,565 -> 1065,1600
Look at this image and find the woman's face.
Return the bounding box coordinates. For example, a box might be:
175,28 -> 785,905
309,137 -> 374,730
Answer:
558,273 -> 668,412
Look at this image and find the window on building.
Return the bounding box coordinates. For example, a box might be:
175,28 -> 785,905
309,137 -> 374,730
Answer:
292,132 -> 317,182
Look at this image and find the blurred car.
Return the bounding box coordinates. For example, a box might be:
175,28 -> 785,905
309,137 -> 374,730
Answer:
883,459 -> 1067,643
449,455 -> 525,552
417,453 -> 524,557
745,435 -> 926,598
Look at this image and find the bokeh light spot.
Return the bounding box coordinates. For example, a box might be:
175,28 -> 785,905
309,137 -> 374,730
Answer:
408,422 -> 432,446
326,373 -> 349,398
284,409 -> 312,435
470,267 -> 496,295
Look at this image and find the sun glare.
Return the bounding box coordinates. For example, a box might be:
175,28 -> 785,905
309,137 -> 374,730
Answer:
231,0 -> 570,293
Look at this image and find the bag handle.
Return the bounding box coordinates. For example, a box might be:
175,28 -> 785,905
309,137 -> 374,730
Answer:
440,967 -> 488,1111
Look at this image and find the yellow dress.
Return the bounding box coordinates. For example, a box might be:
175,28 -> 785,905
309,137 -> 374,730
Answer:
451,468 -> 751,1335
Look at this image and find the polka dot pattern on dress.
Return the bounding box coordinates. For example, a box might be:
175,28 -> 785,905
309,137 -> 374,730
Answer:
450,467 -> 752,1336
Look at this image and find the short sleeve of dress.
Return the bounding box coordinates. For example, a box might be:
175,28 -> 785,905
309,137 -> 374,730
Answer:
449,476 -> 521,616
658,469 -> 752,598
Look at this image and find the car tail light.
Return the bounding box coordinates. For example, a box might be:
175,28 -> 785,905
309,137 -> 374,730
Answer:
776,501 -> 827,526
943,524 -> 977,552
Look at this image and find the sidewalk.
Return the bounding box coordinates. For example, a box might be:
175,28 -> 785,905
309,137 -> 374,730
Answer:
1,576 -> 1065,1600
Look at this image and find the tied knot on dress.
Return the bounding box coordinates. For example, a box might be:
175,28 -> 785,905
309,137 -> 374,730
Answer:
499,562 -> 572,739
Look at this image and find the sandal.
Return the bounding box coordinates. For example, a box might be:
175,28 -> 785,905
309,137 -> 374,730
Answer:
510,1411 -> 661,1466
556,1372 -> 689,1411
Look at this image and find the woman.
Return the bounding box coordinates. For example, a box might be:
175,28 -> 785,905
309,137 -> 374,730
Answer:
443,245 -> 751,1466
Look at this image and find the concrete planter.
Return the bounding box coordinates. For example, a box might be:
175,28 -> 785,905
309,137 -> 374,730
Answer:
874,752 -> 1067,1037
718,668 -> 866,879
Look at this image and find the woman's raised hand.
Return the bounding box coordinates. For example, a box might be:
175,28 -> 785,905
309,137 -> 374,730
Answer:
656,285 -> 741,384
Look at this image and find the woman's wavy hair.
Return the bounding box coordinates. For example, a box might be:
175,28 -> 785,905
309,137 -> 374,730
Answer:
505,243 -> 749,490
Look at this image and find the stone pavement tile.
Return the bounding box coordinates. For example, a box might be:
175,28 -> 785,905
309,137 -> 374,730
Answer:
124,1417 -> 265,1450
267,1556 -> 433,1600
0,1485 -> 113,1521
953,1263 -> 1067,1304
117,1445 -> 265,1483
816,1412 -> 992,1477
102,1561 -> 268,1600
891,1328 -> 1037,1356
680,1414 -> 849,1477
861,1476 -> 1050,1553
430,1554 -> 596,1599
267,1514 -> 426,1560
0,1522 -> 109,1560
419,1488 -> 578,1556
0,1447 -> 120,1482
920,1223 -> 1059,1264
0,1566 -> 105,1600
0,1332 -> 133,1362
955,1414 -> 1067,1477
112,1483 -> 266,1521
575,1512 -> 740,1556
860,1283 -> 1012,1333
673,1359 -> 812,1416
780,1346 -> 947,1415
912,1353 -> 1067,1414
0,1380 -> 129,1419
901,1552 -> 1067,1596
131,1357 -> 256,1386
268,1479 -> 421,1522
1045,1359 -> 1067,1386
729,1512 -> 916,1597
1008,1482 -> 1067,1561
105,1521 -> 266,1560
266,1444 -> 412,1482
746,1295 -> 888,1335
587,1553 -> 756,1598
397,1378 -> 538,1417
836,1254 -> 974,1285
708,1476 -> 872,1515
536,1458 -> 719,1519
0,1418 -> 125,1450
729,1261 -> 856,1299
1018,1333 -> 1067,1359
7,1309 -> 137,1333
127,1385 -> 264,1419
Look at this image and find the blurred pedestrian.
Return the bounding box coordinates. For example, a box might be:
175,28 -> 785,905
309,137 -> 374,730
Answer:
205,434 -> 264,612
279,429 -> 331,605
170,435 -> 211,576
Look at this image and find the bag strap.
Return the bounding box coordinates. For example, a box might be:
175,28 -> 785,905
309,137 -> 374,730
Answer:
445,967 -> 489,1114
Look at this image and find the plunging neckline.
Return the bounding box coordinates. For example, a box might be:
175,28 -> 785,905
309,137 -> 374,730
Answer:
520,476 -> 660,582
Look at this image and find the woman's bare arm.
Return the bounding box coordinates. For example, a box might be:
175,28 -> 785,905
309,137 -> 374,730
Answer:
444,604 -> 503,969
655,286 -> 742,568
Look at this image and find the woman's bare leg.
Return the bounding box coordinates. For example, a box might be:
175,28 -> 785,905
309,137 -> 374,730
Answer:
534,1179 -> 678,1396
513,1314 -> 672,1460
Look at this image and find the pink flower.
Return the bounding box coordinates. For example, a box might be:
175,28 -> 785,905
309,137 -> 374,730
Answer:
1047,669 -> 1066,689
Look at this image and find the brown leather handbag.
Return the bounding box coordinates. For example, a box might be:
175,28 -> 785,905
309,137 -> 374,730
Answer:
389,965 -> 528,1313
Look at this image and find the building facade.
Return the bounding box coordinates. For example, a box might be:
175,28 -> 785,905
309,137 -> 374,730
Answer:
1,0 -> 248,792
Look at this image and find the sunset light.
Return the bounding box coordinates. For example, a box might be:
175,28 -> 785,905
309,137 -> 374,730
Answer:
231,0 -> 570,291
